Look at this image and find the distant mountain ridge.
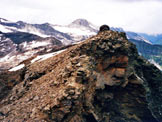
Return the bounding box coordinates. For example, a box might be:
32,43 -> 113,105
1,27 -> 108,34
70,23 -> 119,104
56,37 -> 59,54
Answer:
0,19 -> 72,44
0,17 -> 153,44
139,33 -> 162,45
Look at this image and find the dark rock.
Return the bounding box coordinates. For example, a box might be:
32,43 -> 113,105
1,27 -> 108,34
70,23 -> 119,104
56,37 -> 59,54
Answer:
99,25 -> 110,32
0,112 -> 5,116
120,32 -> 127,38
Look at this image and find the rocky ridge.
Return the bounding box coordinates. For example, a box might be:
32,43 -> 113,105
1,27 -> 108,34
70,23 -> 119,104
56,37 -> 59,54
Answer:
0,30 -> 162,122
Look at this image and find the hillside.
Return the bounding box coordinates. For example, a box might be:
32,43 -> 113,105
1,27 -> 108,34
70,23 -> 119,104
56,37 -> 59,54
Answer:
130,39 -> 162,67
0,30 -> 162,122
0,31 -> 63,71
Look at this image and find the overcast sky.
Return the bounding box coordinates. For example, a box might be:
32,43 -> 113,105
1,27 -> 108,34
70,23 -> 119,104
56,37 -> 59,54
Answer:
0,0 -> 162,34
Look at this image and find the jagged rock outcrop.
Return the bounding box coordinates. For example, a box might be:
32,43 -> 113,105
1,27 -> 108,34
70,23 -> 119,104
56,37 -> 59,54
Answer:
0,30 -> 162,122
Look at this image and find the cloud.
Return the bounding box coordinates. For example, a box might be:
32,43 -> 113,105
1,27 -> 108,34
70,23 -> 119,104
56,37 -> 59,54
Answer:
111,0 -> 162,2
0,0 -> 162,34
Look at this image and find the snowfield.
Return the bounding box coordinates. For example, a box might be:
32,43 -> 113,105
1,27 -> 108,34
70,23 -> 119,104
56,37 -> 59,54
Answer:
54,26 -> 96,36
6,49 -> 66,72
0,25 -> 12,33
18,25 -> 49,38
20,41 -> 51,50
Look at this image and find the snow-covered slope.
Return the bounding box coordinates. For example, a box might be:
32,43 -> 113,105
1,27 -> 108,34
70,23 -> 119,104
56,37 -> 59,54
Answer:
0,25 -> 13,33
68,19 -> 98,31
53,19 -> 97,43
8,48 -> 67,72
17,24 -> 48,38
138,33 -> 162,45
53,25 -> 96,36
0,31 -> 63,71
126,31 -> 152,44
0,19 -> 71,44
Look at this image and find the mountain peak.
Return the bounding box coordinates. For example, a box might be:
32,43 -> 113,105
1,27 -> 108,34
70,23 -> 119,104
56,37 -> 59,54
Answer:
70,18 -> 91,27
67,19 -> 98,33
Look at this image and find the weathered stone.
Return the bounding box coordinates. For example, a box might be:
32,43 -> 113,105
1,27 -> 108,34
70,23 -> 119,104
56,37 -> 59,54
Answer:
33,96 -> 39,101
68,89 -> 75,95
0,30 -> 161,122
114,68 -> 126,77
75,76 -> 83,83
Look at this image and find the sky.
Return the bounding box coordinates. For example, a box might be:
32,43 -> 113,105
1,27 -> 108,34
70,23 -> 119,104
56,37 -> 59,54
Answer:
0,0 -> 162,34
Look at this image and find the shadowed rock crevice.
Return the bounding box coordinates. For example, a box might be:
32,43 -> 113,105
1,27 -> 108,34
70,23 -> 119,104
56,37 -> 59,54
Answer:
93,84 -> 157,122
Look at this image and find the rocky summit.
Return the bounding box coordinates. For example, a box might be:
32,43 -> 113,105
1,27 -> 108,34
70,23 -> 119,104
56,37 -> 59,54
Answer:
0,30 -> 162,122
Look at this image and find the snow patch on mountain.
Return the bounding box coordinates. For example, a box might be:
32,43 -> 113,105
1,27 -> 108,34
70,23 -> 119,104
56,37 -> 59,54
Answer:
54,25 -> 96,36
0,25 -> 12,33
0,49 -> 36,70
69,19 -> 97,28
51,19 -> 98,44
0,54 -> 11,62
0,18 -> 13,23
18,25 -> 49,38
9,64 -> 25,72
20,41 -> 51,50
31,49 -> 66,63
126,31 -> 152,44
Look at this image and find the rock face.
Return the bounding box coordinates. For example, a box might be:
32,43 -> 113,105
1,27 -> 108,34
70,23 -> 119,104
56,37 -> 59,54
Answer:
0,30 -> 162,122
